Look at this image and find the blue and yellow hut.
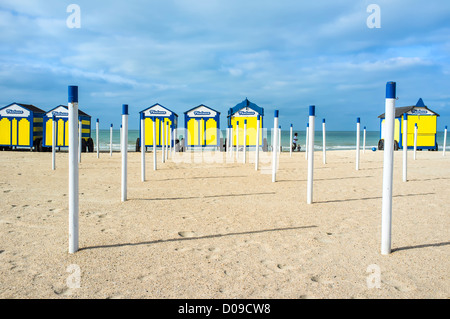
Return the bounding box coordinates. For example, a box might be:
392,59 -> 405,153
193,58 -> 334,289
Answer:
0,102 -> 45,150
378,98 -> 440,151
139,103 -> 178,148
42,105 -> 93,152
227,98 -> 264,147
184,104 -> 220,148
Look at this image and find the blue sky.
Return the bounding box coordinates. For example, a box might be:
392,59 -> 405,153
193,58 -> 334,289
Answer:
0,0 -> 449,131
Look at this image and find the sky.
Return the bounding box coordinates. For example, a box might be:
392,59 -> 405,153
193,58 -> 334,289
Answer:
0,0 -> 449,131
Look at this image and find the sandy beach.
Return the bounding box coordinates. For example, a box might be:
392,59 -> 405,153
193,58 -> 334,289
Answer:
0,148 -> 448,299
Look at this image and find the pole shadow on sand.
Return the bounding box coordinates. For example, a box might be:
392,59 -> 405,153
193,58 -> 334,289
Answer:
80,225 -> 318,251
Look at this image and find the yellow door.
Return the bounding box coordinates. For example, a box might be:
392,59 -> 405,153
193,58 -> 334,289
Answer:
144,117 -> 153,146
205,119 -> 217,145
18,119 -> 30,146
46,119 -> 53,146
231,117 -> 260,146
11,119 -> 17,145
0,118 -> 11,145
187,118 -> 199,146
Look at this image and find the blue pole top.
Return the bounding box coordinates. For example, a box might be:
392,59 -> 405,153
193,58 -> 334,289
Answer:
386,81 -> 396,99
446,125 -> 448,129
68,86 -> 78,103
244,119 -> 247,124
122,104 -> 128,115
357,117 -> 360,123
415,123 -> 418,127
140,112 -> 144,120
404,113 -> 408,119
120,124 -> 122,128
279,125 -> 281,129
52,114 -> 55,120
309,105 -> 315,116
236,121 -> 239,125
257,115 -> 260,120
307,123 -> 309,128
96,118 -> 99,122
290,124 -> 293,127
322,118 -> 325,123
111,123 -> 113,127
274,110 -> 279,118
364,126 -> 366,130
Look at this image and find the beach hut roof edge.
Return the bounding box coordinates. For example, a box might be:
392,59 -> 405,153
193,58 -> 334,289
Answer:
140,103 -> 178,117
0,102 -> 46,114
378,98 -> 440,119
227,98 -> 264,117
184,104 -> 220,115
46,105 -> 91,117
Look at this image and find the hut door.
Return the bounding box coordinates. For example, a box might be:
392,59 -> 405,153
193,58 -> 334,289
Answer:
0,117 -> 11,145
18,118 -> 30,146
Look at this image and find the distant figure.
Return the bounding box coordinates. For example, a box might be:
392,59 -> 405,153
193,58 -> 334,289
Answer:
292,133 -> 298,151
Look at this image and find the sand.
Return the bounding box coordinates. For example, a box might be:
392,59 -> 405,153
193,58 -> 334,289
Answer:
0,148 -> 448,299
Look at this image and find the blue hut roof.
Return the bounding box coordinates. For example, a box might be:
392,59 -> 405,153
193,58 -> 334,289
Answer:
228,98 -> 264,118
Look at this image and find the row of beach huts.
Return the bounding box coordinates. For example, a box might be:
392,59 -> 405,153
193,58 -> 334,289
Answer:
0,97 -> 442,152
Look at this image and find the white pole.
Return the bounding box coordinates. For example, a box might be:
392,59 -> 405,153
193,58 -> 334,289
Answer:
403,114 -> 408,182
356,118 -> 360,171
110,124 -> 113,157
381,81 -> 396,255
165,121 -> 169,161
278,125 -> 281,154
322,119 -> 326,164
78,118 -> 82,163
226,126 -> 230,157
230,124 -> 234,159
243,120 -> 247,163
289,124 -> 293,157
68,85 -> 79,254
255,115 -> 260,170
121,104 -> 128,202
307,105 -> 315,204
236,121 -> 239,160
52,114 -> 56,170
169,123 -> 172,158
120,125 -> 122,152
153,117 -> 157,170
363,126 -> 366,154
444,126 -> 447,157
141,113 -> 145,182
96,118 -> 99,159
305,123 -> 309,160
414,123 -> 418,160
161,119 -> 165,163
272,110 -> 279,183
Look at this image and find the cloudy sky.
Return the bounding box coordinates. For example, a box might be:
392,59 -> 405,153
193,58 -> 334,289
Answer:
1,0 -> 449,130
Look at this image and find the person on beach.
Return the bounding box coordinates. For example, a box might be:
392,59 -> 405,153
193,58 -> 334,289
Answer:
292,133 -> 298,151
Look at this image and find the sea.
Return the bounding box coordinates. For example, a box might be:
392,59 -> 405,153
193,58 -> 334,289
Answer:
93,129 -> 449,152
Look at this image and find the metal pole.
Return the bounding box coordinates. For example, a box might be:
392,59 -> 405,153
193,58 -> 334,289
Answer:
68,85 -> 79,254
356,117 -> 360,170
363,126 -> 366,154
414,123 -> 418,160
307,106 -> 315,204
290,124 -> 293,157
305,123 -> 309,160
381,81 -> 396,255
153,117 -> 157,170
243,120 -> 247,163
96,118 -> 99,158
255,115 -> 260,170
121,104 -> 128,202
272,111 -> 279,182
52,114 -> 56,170
110,124 -> 113,157
161,119 -> 165,163
322,119 -> 326,164
444,126 -> 447,157
78,118 -> 82,163
141,113 -> 145,182
403,114 -> 408,182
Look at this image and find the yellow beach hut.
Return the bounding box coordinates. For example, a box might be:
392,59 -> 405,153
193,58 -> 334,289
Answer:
227,98 -> 264,147
184,104 -> 220,148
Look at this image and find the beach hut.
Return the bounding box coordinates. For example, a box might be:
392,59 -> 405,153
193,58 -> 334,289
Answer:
378,98 -> 440,151
184,104 -> 220,148
42,105 -> 93,152
139,103 -> 178,149
0,102 -> 46,151
227,98 -> 264,147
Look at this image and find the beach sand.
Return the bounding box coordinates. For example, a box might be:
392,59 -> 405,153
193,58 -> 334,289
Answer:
0,148 -> 448,299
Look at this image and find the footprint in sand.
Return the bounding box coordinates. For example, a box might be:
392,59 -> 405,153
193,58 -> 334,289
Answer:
178,231 -> 197,238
